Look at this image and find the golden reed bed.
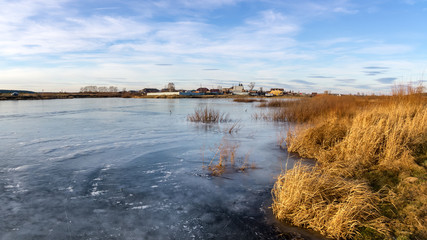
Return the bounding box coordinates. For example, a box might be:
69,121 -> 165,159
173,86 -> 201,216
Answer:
271,85 -> 426,239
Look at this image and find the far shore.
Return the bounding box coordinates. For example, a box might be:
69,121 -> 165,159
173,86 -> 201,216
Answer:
0,92 -> 304,101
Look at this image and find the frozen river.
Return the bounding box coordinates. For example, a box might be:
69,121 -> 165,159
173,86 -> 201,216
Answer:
0,98 -> 323,239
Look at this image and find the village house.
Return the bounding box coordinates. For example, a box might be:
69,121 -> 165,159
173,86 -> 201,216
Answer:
196,87 -> 209,94
269,88 -> 284,96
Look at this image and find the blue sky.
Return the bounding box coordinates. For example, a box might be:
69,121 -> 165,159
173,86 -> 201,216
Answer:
1,0 -> 426,93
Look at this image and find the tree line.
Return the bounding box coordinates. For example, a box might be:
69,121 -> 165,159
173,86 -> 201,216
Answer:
80,86 -> 119,93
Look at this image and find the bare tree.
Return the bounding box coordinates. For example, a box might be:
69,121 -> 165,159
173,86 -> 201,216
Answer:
248,82 -> 255,91
109,86 -> 118,92
98,86 -> 108,92
80,86 -> 98,92
80,85 -> 118,93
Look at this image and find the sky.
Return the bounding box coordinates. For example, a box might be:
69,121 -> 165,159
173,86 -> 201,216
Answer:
0,0 -> 426,93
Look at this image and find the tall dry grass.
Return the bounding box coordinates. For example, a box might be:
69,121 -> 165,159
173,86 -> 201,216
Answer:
272,163 -> 388,239
287,91 -> 426,177
187,106 -> 230,123
260,95 -> 373,122
273,84 -> 427,239
259,99 -> 293,108
223,120 -> 242,134
233,98 -> 265,103
206,138 -> 255,176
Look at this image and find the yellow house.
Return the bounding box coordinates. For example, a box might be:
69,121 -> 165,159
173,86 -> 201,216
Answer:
270,88 -> 284,96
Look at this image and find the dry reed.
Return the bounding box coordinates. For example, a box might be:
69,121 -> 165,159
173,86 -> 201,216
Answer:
187,106 -> 230,123
223,120 -> 242,134
258,99 -> 293,108
274,84 -> 427,239
272,163 -> 388,239
252,111 -> 270,121
207,139 -> 238,176
233,98 -> 259,103
206,138 -> 255,176
261,95 -> 372,122
287,95 -> 427,177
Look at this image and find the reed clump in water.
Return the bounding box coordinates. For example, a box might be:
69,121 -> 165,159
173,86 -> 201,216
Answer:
187,106 -> 230,123
206,138 -> 255,176
259,99 -> 293,108
273,84 -> 427,239
233,98 -> 259,103
223,120 -> 242,134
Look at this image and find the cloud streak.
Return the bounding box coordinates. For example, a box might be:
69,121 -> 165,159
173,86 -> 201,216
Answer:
376,77 -> 397,84
308,76 -> 334,79
364,66 -> 389,70
291,79 -> 316,85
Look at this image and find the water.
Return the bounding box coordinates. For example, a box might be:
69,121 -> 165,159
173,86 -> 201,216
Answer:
0,98 -> 323,239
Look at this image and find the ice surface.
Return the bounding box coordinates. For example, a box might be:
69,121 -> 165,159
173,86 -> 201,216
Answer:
0,98 -> 324,239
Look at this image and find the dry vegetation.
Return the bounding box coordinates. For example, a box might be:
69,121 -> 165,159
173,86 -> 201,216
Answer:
272,163 -> 388,239
190,105 -> 254,176
0,92 -> 125,100
187,106 -> 230,123
223,120 -> 242,134
233,98 -> 267,103
258,95 -> 374,122
271,85 -> 427,239
205,138 -> 255,176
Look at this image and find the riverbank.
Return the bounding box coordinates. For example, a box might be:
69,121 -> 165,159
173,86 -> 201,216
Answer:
0,92 -> 123,100
0,92 -> 303,101
269,86 -> 426,239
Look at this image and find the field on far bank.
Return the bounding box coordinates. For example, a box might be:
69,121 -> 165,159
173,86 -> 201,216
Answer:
269,86 -> 426,239
0,91 -> 305,101
0,92 -> 124,100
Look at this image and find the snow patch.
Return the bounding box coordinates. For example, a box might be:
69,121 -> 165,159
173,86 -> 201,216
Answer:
131,205 -> 150,210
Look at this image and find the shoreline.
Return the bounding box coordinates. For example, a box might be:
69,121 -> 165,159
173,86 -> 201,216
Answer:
0,92 -> 302,101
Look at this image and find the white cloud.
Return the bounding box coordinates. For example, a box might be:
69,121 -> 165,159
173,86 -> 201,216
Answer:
0,0 -> 425,93
245,10 -> 299,35
0,11 -> 152,56
333,7 -> 358,14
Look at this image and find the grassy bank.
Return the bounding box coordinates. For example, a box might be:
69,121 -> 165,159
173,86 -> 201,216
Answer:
0,92 -> 126,100
271,86 -> 426,239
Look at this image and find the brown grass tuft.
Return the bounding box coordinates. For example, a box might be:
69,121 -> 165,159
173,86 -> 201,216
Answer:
233,98 -> 259,103
223,120 -> 242,134
207,139 -> 238,176
187,106 -> 231,123
259,99 -> 293,107
206,138 -> 255,176
272,163 -> 388,239
252,111 -> 270,121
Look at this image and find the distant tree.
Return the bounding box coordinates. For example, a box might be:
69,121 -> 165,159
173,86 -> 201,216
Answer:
98,86 -> 108,92
80,85 -> 119,93
248,82 -> 255,91
80,86 -> 98,92
109,86 -> 118,92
